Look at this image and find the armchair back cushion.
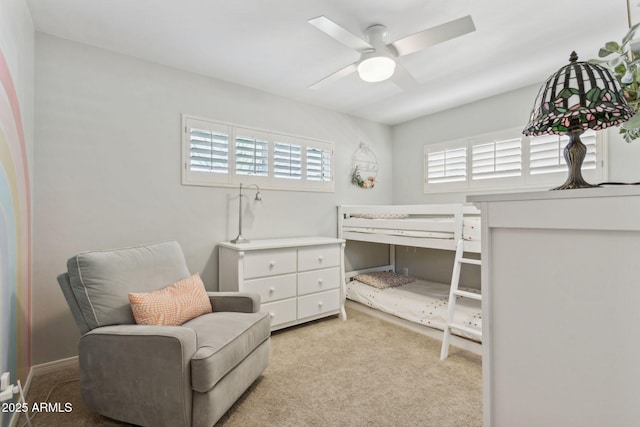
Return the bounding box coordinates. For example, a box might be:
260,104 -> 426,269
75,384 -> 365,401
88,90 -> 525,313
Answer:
66,241 -> 191,331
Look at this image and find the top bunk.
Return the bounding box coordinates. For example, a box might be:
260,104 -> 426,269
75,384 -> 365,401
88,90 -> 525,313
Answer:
338,203 -> 481,253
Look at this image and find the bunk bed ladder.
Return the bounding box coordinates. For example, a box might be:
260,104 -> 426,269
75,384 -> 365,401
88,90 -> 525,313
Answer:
440,239 -> 482,360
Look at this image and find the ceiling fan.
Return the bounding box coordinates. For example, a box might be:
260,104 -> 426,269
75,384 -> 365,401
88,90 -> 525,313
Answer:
307,14 -> 476,90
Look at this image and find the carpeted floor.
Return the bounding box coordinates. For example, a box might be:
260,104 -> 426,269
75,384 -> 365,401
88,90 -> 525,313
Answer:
18,308 -> 482,426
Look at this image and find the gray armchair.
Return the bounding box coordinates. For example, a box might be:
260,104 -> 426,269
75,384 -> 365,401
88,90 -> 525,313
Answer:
57,241 -> 270,427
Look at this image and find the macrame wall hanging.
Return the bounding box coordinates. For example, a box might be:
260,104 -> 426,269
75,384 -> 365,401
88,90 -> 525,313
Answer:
351,142 -> 378,189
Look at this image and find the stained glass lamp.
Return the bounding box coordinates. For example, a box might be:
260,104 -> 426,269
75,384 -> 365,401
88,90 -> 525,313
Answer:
523,51 -> 635,190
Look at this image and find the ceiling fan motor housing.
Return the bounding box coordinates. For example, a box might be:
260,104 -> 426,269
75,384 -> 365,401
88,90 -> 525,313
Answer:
363,24 -> 389,50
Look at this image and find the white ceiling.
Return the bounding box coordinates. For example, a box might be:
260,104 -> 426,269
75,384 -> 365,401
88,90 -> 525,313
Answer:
27,0 -> 630,125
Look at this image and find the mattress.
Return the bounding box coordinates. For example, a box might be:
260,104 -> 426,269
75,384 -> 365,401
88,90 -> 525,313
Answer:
346,278 -> 482,342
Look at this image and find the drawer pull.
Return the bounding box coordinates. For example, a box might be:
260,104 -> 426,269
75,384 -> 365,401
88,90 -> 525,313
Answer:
269,261 -> 276,268
269,312 -> 275,319
317,278 -> 324,286
318,301 -> 323,308
318,255 -> 324,263
269,287 -> 275,294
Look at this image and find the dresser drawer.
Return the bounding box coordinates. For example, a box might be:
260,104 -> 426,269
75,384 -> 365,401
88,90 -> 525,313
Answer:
297,267 -> 340,296
297,244 -> 341,271
244,274 -> 297,303
297,289 -> 340,319
244,249 -> 296,279
262,298 -> 297,328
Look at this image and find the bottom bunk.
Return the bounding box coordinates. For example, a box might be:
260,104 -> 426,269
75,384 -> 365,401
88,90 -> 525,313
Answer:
345,272 -> 482,355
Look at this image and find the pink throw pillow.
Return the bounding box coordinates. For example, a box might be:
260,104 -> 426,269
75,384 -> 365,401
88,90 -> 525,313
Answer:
129,273 -> 212,326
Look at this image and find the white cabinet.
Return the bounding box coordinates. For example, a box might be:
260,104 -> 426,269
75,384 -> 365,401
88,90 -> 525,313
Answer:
218,237 -> 346,330
470,187 -> 640,427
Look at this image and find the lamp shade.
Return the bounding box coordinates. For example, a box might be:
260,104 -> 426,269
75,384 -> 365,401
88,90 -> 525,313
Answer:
523,51 -> 634,136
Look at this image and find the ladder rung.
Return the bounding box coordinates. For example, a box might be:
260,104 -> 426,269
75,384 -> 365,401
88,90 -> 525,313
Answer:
459,257 -> 481,265
447,323 -> 482,337
453,290 -> 482,301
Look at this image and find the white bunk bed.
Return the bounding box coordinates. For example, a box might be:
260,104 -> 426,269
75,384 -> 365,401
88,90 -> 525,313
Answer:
338,204 -> 482,354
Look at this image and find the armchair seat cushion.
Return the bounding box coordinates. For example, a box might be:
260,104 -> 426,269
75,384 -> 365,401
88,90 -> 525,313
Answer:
187,311 -> 270,393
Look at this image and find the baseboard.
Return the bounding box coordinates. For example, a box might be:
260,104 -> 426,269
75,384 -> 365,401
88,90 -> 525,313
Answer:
30,356 -> 78,378
8,356 -> 79,427
346,300 -> 482,356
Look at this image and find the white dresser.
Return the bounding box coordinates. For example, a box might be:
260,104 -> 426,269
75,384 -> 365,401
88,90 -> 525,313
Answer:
470,187 -> 640,427
218,237 -> 346,330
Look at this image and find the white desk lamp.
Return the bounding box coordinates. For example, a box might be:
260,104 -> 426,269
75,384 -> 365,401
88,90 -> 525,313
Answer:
230,183 -> 262,244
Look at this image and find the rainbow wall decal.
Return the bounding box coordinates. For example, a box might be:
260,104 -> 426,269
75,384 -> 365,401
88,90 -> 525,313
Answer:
0,46 -> 32,392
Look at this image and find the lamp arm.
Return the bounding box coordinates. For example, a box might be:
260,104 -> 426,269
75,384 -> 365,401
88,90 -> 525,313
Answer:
230,183 -> 261,244
243,183 -> 260,191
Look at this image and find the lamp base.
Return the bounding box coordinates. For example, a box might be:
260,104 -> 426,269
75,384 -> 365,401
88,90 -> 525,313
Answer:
551,180 -> 599,191
551,127 -> 599,191
230,236 -> 250,244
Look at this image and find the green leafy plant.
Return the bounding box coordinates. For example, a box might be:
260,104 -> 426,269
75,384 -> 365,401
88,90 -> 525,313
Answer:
592,22 -> 640,142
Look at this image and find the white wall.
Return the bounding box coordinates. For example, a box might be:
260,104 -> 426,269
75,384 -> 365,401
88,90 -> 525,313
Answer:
607,129 -> 640,183
32,33 -> 393,364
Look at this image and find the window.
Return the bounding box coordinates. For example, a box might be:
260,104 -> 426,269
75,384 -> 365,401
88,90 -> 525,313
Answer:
184,119 -> 231,185
471,138 -> 522,181
273,141 -> 302,180
235,129 -> 269,178
424,127 -> 606,193
426,146 -> 467,184
306,146 -> 332,182
182,115 -> 335,192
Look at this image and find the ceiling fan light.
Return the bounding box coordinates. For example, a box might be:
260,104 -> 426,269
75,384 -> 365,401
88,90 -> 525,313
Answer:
357,56 -> 396,83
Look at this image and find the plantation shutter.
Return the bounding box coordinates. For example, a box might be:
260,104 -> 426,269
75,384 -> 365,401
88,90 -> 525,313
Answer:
235,131 -> 269,177
306,146 -> 332,182
471,138 -> 522,180
274,141 -> 302,180
182,115 -> 336,192
426,146 -> 467,184
183,118 -> 231,185
530,129 -> 597,175
422,127 -> 606,193
189,128 -> 229,173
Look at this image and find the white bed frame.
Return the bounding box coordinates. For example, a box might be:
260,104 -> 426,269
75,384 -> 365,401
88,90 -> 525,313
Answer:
339,203 -> 481,272
338,203 -> 482,355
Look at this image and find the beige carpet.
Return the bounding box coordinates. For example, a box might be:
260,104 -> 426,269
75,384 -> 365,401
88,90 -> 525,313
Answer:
19,308 -> 481,426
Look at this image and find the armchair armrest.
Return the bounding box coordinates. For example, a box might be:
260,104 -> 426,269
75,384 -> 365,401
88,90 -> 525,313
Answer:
79,324 -> 197,427
208,292 -> 261,313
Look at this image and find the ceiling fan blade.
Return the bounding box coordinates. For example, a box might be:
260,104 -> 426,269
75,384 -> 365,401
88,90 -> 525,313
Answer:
391,63 -> 420,91
390,15 -> 476,57
308,63 -> 358,90
308,16 -> 373,52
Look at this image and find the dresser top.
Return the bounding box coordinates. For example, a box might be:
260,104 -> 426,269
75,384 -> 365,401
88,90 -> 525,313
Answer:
468,185 -> 640,203
218,236 -> 344,251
